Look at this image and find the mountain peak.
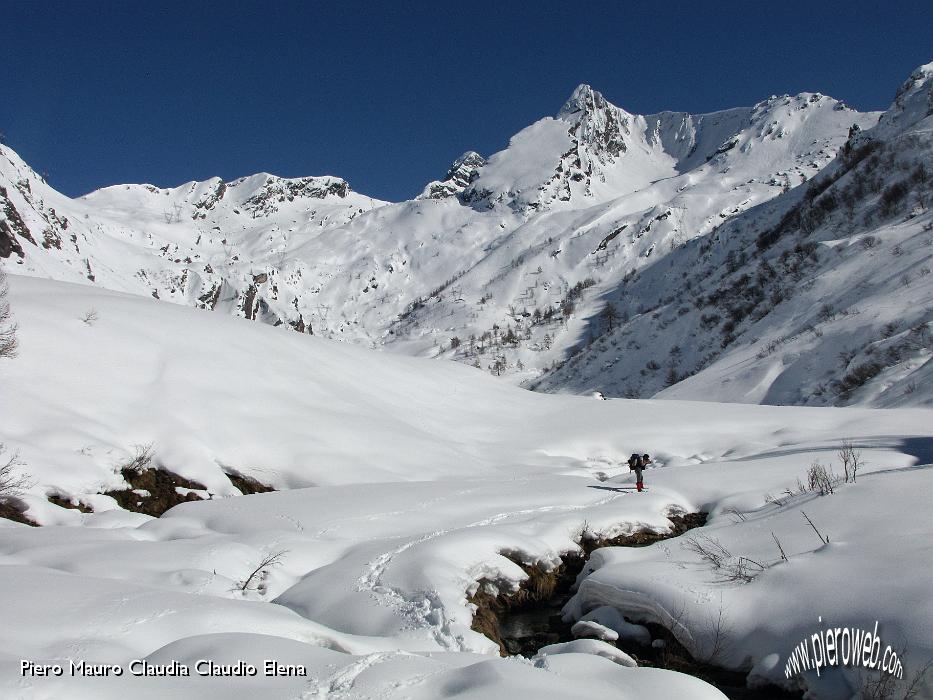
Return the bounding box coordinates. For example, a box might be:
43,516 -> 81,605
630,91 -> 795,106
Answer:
558,83 -> 605,118
444,151 -> 486,185
556,84 -> 632,162
862,60 -> 933,142
417,151 -> 486,201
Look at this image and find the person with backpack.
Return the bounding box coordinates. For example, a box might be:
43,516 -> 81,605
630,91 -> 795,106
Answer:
627,453 -> 652,492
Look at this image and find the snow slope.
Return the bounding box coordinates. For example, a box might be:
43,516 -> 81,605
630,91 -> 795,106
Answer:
0,78 -> 879,393
537,62 -> 933,408
1,275 -> 932,698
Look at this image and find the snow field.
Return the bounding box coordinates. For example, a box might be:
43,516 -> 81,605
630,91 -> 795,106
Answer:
1,276 -> 932,697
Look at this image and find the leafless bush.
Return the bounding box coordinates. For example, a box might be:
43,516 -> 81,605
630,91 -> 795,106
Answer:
80,309 -> 99,326
0,444 -> 31,500
772,532 -> 788,561
684,534 -> 731,568
792,477 -> 809,496
838,439 -> 863,483
724,507 -> 747,523
764,492 -> 784,506
122,443 -> 155,473
906,322 -> 930,351
683,534 -> 765,583
901,655 -> 933,700
858,642 -> 932,700
238,550 -> 288,592
725,556 -> 766,583
881,321 -> 900,339
838,348 -> 857,368
768,476 -> 809,508
700,594 -> 734,664
807,461 -> 839,495
835,361 -> 884,399
817,303 -> 837,323
802,510 -> 830,544
661,594 -> 734,667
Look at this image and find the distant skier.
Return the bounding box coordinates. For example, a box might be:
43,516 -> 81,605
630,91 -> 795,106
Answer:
628,453 -> 652,492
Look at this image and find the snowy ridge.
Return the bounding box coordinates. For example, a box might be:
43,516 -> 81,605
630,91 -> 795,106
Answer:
535,62 -> 933,407
0,145 -> 386,332
0,75 -> 884,402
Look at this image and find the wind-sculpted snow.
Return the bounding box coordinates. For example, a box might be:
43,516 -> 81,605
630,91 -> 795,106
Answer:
1,275 -> 932,698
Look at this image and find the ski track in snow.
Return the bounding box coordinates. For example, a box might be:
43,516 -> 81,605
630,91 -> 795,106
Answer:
302,650 -> 448,699
303,651 -> 399,698
355,487 -> 631,651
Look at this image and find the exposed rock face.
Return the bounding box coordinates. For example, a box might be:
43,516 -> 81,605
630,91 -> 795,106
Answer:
446,151 -> 487,188
241,175 -> 351,216
1,187 -> 33,258
461,84 -> 640,211
558,83 -> 631,160
418,151 -> 487,200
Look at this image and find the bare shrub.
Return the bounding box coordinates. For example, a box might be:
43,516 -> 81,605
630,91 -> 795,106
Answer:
123,443 -> 155,473
239,550 -> 288,592
881,321 -> 900,339
906,322 -> 930,351
772,532 -> 788,561
724,507 -> 748,523
901,655 -> 933,700
0,444 -> 31,500
683,534 -> 765,583
817,303 -> 837,322
700,594 -> 734,664
766,480 -> 809,505
879,180 -> 910,217
838,348 -> 857,368
807,461 -> 839,495
684,534 -> 731,568
801,510 -> 830,544
838,439 -> 863,483
764,492 -> 786,507
835,361 -> 884,400
80,309 -> 99,326
858,643 -> 932,700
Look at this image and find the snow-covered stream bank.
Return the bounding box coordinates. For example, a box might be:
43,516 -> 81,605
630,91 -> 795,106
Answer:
470,511 -> 708,657
472,511 -> 806,698
1,276 -> 932,699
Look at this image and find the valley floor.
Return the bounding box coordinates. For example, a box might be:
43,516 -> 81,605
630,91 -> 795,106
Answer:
1,276 -> 931,699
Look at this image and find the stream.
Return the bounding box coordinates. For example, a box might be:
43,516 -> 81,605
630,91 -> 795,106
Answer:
470,511 -> 803,699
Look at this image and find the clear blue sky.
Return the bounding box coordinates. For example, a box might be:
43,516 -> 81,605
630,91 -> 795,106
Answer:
2,1 -> 930,202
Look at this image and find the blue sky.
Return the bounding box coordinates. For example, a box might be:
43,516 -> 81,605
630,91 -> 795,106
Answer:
2,1 -> 931,202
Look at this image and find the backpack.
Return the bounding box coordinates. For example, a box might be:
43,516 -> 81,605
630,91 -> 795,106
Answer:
628,454 -> 640,471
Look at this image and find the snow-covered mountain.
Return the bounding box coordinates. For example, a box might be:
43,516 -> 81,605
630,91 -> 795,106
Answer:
0,154 -> 388,332
5,66 -> 932,408
536,62 -> 933,408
